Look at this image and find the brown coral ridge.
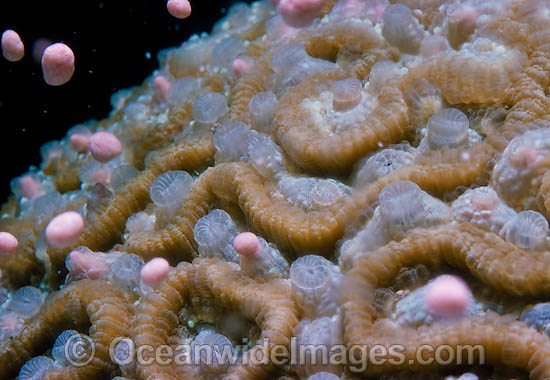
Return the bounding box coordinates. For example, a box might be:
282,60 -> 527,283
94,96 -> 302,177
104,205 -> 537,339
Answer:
402,45 -> 526,105
229,54 -> 275,124
125,161 -> 355,259
124,144 -> 489,261
0,129 -> 213,289
275,71 -> 411,174
537,171 -> 550,219
341,222 -> 550,378
128,75 -> 225,171
0,279 -> 132,380
132,258 -> 298,380
53,161 -> 82,193
0,219 -> 43,288
302,17 -> 386,62
42,137 -> 214,286
0,195 -> 87,289
128,114 -> 193,171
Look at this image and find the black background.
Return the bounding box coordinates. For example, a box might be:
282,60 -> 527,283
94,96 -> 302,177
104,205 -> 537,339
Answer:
0,0 -> 254,203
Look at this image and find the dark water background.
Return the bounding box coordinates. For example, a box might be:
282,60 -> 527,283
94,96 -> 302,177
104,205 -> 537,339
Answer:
0,0 -> 254,203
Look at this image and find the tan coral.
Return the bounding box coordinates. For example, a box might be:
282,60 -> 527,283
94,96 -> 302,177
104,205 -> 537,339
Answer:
132,259 -> 298,380
124,143 -> 489,260
404,39 -> 526,105
275,71 -> 410,174
46,138 -> 214,284
229,54 -> 274,124
341,222 -> 550,377
3,1 -> 550,380
0,279 -> 132,379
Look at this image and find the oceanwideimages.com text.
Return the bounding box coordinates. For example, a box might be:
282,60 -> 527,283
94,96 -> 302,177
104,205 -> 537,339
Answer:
64,333 -> 485,372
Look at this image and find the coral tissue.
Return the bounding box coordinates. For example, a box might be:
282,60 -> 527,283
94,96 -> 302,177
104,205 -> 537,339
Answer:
2,1 -> 550,379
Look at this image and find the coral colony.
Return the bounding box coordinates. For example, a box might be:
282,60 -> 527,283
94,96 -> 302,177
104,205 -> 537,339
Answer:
3,0 -> 550,379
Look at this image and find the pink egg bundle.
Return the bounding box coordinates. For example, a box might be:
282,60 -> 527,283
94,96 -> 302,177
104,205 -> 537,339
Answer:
67,249 -> 110,280
233,232 -> 261,259
41,43 -> 75,86
426,275 -> 472,318
140,257 -> 170,288
278,0 -> 327,27
167,0 -> 192,19
1,30 -> 24,62
0,232 -> 18,257
45,211 -> 84,249
89,131 -> 122,163
2,29 -> 75,86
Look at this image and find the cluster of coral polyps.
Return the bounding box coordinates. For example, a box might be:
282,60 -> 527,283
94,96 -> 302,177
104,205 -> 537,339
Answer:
2,0 -> 550,379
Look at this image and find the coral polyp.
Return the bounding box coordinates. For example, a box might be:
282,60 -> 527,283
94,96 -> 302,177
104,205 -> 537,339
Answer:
2,0 -> 550,379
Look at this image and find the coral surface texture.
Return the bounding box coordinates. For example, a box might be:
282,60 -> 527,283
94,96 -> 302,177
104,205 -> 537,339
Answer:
2,0 -> 550,380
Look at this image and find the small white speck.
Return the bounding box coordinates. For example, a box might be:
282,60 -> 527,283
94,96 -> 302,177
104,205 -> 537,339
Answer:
88,70 -> 93,74
495,45 -> 506,54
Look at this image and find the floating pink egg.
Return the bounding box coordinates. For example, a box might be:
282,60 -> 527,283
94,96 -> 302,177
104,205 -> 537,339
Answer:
167,0 -> 192,19
1,30 -> 24,62
41,42 -> 75,86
